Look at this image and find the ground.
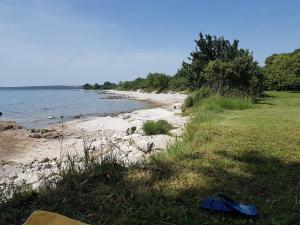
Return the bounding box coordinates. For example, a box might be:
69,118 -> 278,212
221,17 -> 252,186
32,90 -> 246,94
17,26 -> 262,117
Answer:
1,91 -> 300,225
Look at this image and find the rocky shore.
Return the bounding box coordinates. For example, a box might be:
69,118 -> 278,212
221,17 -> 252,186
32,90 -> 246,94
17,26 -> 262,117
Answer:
0,91 -> 188,197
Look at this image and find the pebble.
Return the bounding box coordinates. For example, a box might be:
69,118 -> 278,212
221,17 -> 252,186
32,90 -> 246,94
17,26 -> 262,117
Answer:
41,157 -> 50,163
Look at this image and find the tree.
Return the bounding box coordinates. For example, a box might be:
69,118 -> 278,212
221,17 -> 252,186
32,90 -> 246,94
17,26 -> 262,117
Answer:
94,83 -> 101,89
181,32 -> 265,96
102,81 -> 117,89
169,67 -> 188,91
264,49 -> 300,90
146,73 -> 170,92
183,33 -> 246,90
82,83 -> 93,90
205,54 -> 265,96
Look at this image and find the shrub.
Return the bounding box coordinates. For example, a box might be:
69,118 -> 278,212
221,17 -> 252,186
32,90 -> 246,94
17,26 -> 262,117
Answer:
184,96 -> 194,108
143,120 -> 173,135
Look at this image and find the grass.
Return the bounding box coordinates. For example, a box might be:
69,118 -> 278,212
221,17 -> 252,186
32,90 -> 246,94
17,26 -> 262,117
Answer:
143,120 -> 173,135
198,95 -> 253,112
184,87 -> 211,108
1,91 -> 300,225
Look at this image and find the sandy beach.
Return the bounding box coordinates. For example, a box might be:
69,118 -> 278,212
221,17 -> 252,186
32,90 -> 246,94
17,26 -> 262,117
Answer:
0,90 -> 188,190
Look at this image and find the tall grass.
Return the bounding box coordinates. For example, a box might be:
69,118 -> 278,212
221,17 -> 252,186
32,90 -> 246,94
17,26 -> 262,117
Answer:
184,87 -> 211,108
199,95 -> 253,112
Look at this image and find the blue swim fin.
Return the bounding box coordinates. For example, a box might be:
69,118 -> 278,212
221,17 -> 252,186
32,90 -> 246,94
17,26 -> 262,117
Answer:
201,195 -> 232,212
216,194 -> 258,217
201,194 -> 258,217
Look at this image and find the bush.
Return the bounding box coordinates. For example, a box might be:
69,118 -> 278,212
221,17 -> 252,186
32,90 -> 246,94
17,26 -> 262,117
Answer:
143,120 -> 173,135
185,87 -> 211,108
184,96 -> 194,108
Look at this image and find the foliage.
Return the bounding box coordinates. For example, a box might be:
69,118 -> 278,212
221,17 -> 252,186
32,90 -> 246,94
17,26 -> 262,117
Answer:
82,83 -> 93,90
205,55 -> 265,96
168,68 -> 189,91
82,81 -> 117,90
83,32 -> 267,95
184,87 -> 211,108
143,120 -> 173,135
118,77 -> 147,90
118,73 -> 171,92
264,49 -> 300,90
181,33 -> 265,96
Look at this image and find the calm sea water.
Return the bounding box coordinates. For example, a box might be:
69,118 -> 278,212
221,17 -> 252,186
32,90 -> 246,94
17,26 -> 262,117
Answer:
0,88 -> 146,128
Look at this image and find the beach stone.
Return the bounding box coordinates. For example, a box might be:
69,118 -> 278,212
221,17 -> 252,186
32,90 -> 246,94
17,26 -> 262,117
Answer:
126,126 -> 137,135
122,114 -> 131,120
0,121 -> 18,131
9,175 -> 18,180
41,157 -> 50,163
29,133 -> 42,138
43,163 -> 53,169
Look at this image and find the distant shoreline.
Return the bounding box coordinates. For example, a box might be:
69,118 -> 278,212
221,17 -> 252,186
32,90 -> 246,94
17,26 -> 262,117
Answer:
0,88 -> 148,129
0,85 -> 82,90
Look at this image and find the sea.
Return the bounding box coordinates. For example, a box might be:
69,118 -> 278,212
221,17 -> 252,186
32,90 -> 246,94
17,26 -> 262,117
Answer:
0,87 -> 147,128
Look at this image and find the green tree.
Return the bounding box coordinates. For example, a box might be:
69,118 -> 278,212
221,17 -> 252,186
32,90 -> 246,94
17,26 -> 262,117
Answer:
181,32 -> 265,96
82,83 -> 93,90
146,73 -> 170,92
264,49 -> 300,90
102,81 -> 117,89
183,33 -> 245,90
94,83 -> 101,89
205,54 -> 265,96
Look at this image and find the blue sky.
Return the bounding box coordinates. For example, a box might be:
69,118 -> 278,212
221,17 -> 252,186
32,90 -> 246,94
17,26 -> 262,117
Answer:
0,0 -> 299,86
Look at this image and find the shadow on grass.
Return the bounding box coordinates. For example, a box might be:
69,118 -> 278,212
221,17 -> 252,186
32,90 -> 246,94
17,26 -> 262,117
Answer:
253,97 -> 276,105
1,149 -> 300,225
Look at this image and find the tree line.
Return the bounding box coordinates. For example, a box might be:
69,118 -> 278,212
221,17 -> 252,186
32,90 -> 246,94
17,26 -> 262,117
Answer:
83,32 -> 300,95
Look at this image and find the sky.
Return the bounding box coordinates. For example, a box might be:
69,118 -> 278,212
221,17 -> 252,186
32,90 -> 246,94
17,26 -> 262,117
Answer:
0,0 -> 299,87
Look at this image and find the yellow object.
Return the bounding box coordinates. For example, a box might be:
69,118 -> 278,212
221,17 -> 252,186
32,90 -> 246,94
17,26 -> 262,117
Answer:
23,210 -> 89,225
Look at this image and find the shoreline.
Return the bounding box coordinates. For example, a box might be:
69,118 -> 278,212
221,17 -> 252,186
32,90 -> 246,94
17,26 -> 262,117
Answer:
0,90 -> 188,192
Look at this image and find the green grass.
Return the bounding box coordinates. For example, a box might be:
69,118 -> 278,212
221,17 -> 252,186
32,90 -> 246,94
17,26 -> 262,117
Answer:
184,87 -> 211,108
1,92 -> 300,225
143,120 -> 173,135
198,95 -> 253,112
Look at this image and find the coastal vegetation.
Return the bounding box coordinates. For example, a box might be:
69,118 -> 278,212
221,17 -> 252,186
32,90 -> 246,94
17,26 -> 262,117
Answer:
264,49 -> 300,91
1,91 -> 300,225
1,32 -> 300,224
85,33 -> 266,96
83,81 -> 117,90
143,120 -> 173,135
84,34 -> 299,94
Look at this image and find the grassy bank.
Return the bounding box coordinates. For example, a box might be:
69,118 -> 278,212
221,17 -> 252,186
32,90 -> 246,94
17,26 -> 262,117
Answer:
1,92 -> 300,225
